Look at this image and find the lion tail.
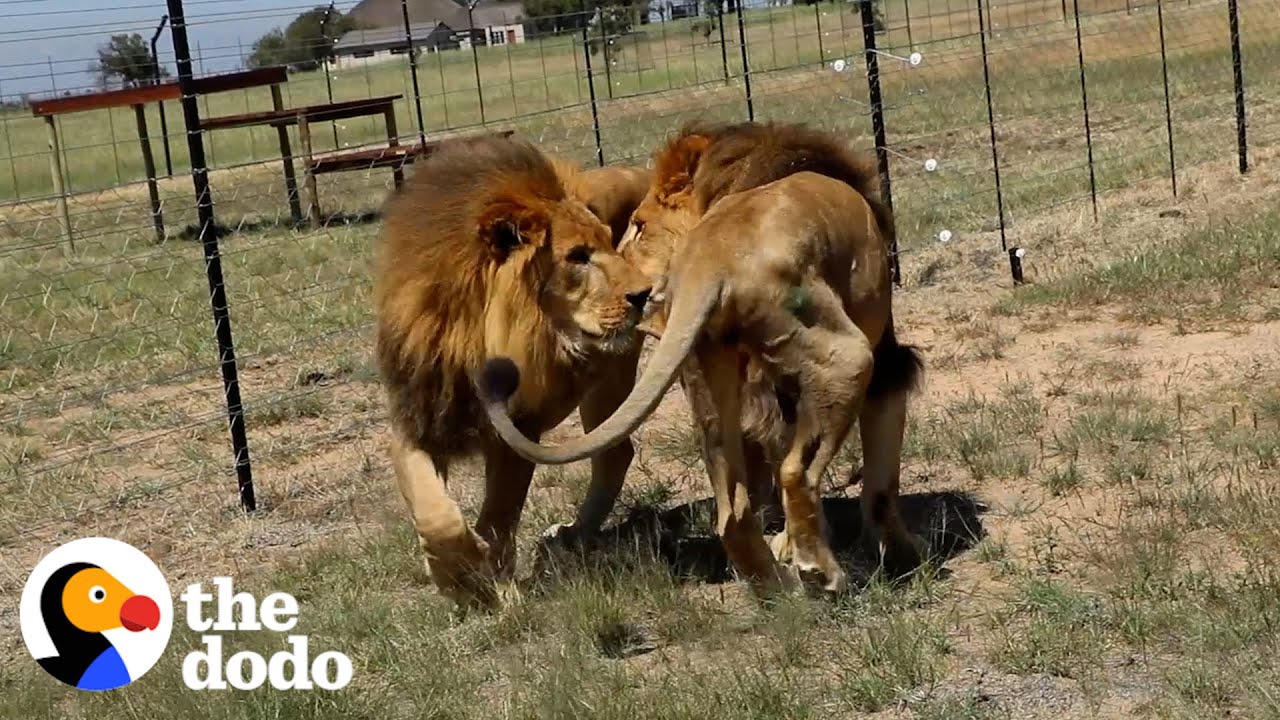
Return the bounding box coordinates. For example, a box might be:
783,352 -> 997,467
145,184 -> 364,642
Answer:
478,278 -> 721,465
867,317 -> 924,400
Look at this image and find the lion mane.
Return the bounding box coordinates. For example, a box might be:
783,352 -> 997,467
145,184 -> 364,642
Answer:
373,135 -> 572,457
660,120 -> 895,252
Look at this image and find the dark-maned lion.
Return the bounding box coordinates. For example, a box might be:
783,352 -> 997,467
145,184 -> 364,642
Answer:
374,134 -> 653,609
478,122 -> 924,596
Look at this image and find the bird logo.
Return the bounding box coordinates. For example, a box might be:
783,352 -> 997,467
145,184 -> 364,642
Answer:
20,537 -> 174,692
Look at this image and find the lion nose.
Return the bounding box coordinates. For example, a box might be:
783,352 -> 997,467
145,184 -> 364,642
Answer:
626,288 -> 652,310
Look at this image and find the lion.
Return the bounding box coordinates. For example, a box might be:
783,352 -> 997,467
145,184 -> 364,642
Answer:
556,162 -> 653,248
477,122 -> 925,596
373,133 -> 653,609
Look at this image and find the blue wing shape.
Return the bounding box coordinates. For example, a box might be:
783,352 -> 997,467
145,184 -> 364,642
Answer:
77,645 -> 133,691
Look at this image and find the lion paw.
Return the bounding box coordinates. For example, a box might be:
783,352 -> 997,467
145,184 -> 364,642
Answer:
787,540 -> 847,595
422,531 -> 501,611
796,562 -> 848,594
864,528 -> 927,580
537,521 -> 588,558
531,521 -> 589,577
495,579 -> 523,607
779,564 -> 804,595
540,521 -> 581,546
427,561 -> 500,612
769,530 -> 794,563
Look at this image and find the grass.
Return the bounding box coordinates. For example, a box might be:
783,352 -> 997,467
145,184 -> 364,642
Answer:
994,205 -> 1280,325
0,521 -> 963,719
992,579 -> 1108,679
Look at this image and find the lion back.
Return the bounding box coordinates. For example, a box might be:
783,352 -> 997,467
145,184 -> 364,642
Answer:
373,134 -> 563,455
686,121 -> 896,251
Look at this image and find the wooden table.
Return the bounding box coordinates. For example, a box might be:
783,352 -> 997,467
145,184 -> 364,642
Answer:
30,68 -> 290,247
201,94 -> 405,225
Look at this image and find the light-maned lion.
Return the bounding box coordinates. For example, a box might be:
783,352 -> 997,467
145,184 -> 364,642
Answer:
374,133 -> 653,609
478,122 -> 924,595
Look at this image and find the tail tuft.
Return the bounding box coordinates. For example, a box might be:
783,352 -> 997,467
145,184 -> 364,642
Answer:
478,357 -> 521,404
867,329 -> 924,400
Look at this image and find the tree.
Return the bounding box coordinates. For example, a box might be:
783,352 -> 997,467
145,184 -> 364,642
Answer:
587,2 -> 634,61
92,33 -> 167,89
247,6 -> 358,71
688,0 -> 724,45
524,0 -> 593,35
247,29 -> 290,69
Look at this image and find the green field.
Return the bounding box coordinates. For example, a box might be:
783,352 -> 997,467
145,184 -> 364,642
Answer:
2,0 -> 1279,716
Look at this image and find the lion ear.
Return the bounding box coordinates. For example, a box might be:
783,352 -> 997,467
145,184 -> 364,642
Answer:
657,133 -> 712,200
478,197 -> 549,262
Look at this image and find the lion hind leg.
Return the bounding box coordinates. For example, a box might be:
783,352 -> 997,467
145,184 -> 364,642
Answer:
761,311 -> 874,594
391,433 -> 498,610
858,386 -> 925,578
698,345 -> 796,596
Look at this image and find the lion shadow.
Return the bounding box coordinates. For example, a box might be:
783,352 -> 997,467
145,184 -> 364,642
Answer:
535,490 -> 987,591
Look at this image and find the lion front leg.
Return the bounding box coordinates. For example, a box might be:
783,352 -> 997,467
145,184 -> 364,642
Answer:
390,432 -> 498,610
477,438 -> 538,605
698,345 -> 797,596
540,349 -> 641,554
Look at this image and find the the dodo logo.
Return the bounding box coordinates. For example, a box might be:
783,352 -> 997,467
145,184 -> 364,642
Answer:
19,537 -> 173,692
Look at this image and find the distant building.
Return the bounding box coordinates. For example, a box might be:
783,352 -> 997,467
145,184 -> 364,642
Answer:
332,22 -> 458,69
335,0 -> 529,68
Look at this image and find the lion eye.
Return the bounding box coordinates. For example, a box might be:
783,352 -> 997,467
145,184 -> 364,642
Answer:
89,586 -> 106,603
566,246 -> 592,264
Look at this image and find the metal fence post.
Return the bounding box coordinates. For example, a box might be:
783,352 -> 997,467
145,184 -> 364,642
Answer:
734,0 -> 754,121
580,1 -> 605,167
321,3 -> 340,148
814,4 -> 825,64
718,3 -> 730,84
1156,0 -> 1177,196
1225,0 -> 1248,174
859,0 -> 898,285
903,0 -> 914,49
1070,0 -> 1098,220
975,0 -> 1014,283
150,15 -> 174,177
165,0 -> 256,512
401,0 -> 428,146
467,2 -> 487,125
599,7 -> 615,100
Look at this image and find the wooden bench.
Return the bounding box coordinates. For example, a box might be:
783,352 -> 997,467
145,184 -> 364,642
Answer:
31,67 -> 291,247
201,95 -> 407,224
307,129 -> 517,175
33,83 -> 180,247
197,68 -> 305,225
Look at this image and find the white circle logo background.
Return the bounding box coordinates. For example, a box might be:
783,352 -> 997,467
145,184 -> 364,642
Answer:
20,537 -> 174,688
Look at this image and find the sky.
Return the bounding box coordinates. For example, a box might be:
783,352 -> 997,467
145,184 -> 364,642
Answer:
0,0 -> 358,99
0,0 -> 780,100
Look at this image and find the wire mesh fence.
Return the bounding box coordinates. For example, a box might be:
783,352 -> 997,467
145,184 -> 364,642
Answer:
1,0 -> 1275,563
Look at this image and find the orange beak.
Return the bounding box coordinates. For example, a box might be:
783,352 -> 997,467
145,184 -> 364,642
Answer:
119,594 -> 160,631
